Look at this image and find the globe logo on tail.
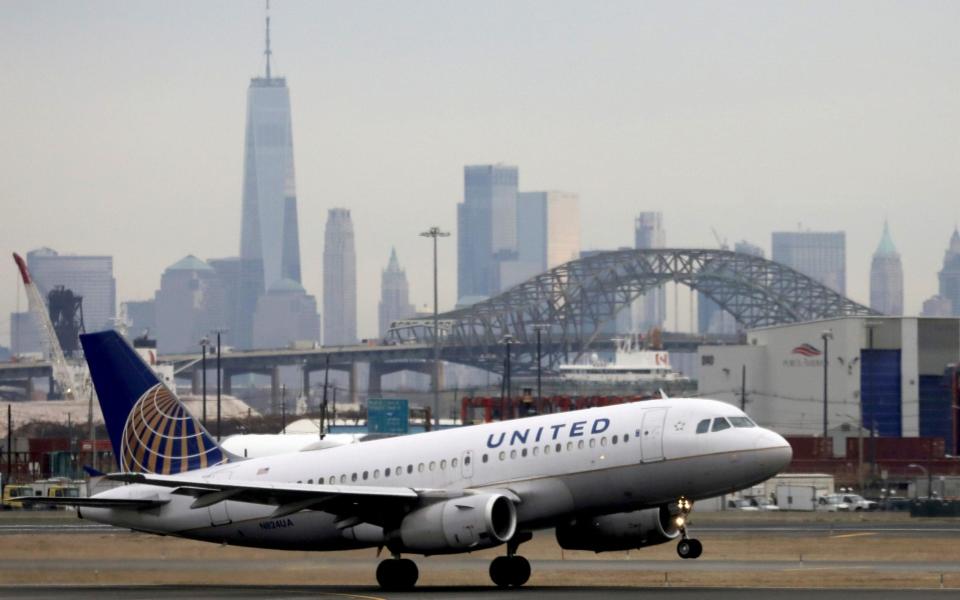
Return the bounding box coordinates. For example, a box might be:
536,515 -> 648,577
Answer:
120,384 -> 227,474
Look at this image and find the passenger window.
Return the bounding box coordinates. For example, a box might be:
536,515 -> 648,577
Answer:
340,475 -> 346,484
453,457 -> 459,467
440,459 -> 447,470
589,438 -> 597,448
407,465 -> 413,474
374,470 -> 380,479
556,443 -> 562,453
612,435 -> 618,445
307,479 -> 313,484
464,455 -> 471,465
362,471 -> 368,480
567,441 -> 574,451
385,468 -> 391,477
499,451 -> 506,461
601,437 -> 608,447
351,473 -> 357,482
510,449 -> 517,459
544,445 -> 551,454
521,448 -> 528,457
429,461 -> 436,471
319,477 -> 324,484
578,440 -> 585,450
696,419 -> 711,434
418,463 -> 425,473
481,454 -> 487,463
729,417 -> 756,428
533,446 -> 540,456
712,417 -> 731,432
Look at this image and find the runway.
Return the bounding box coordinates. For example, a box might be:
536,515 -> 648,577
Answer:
0,586 -> 956,600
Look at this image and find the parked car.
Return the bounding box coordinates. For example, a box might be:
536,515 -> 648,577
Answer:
839,493 -> 878,511
727,498 -> 760,511
817,494 -> 850,512
745,496 -> 780,511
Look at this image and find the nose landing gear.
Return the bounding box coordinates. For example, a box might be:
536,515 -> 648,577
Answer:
674,497 -> 703,559
489,531 -> 533,588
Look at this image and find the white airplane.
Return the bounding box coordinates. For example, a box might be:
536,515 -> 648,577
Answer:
30,331 -> 792,590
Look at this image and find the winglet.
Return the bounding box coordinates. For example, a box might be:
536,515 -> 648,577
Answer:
12,253 -> 30,285
659,388 -> 669,400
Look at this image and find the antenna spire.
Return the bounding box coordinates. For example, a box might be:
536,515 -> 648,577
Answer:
264,0 -> 272,79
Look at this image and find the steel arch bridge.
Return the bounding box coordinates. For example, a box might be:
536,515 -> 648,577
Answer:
387,249 -> 877,374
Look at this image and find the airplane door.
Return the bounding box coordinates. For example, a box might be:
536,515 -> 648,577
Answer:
206,472 -> 232,526
640,408 -> 668,463
462,450 -> 474,479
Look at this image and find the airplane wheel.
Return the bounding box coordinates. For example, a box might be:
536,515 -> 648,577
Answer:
376,558 -> 418,590
688,539 -> 703,559
677,539 -> 692,559
509,556 -> 531,587
490,555 -> 530,587
490,556 -> 512,588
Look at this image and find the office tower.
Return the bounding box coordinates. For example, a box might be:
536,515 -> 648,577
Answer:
154,256 -> 225,354
869,222 -> 904,315
634,213 -> 666,331
252,280 -> 320,349
734,240 -> 765,258
457,164 -> 519,300
698,240 -> 766,333
121,300 -> 156,339
771,231 -> 846,294
9,311 -> 43,355
378,248 -> 416,337
236,5 -> 300,337
323,209 -> 357,345
26,247 -> 116,332
501,191 -> 581,289
938,228 -> 960,316
921,294 -> 952,317
208,257 -> 263,349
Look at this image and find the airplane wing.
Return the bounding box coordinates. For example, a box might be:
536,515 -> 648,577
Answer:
108,472 -> 456,525
19,496 -> 169,510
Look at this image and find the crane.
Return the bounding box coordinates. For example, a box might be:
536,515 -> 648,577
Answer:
13,253 -> 77,400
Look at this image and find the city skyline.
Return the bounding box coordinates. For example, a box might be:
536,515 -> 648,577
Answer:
2,2 -> 958,343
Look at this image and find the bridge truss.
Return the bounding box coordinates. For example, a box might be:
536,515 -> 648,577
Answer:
387,249 -> 877,375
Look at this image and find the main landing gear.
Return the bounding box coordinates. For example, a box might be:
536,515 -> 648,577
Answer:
376,554 -> 418,590
674,497 -> 703,560
489,531 -> 533,588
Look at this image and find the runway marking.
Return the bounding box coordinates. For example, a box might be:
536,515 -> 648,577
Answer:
325,593 -> 386,600
828,532 -> 876,539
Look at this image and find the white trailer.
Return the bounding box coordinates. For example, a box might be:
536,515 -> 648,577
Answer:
776,484 -> 817,511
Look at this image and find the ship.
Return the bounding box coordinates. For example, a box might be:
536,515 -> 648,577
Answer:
558,335 -> 688,385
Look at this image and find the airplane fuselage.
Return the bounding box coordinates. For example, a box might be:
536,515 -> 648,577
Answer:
82,398 -> 791,552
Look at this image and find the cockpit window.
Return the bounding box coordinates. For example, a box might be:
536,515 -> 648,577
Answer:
711,417 -> 731,432
696,419 -> 711,434
728,417 -> 756,428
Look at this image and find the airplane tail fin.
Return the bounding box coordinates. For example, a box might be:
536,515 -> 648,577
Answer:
80,330 -> 229,474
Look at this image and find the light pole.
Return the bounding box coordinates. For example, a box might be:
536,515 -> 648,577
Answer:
420,226 -> 450,427
199,337 -> 209,428
532,324 -> 550,412
821,330 -> 833,441
908,463 -> 932,499
501,335 -> 513,421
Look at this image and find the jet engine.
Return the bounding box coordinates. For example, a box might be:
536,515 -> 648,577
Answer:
395,493 -> 517,554
555,505 -> 680,552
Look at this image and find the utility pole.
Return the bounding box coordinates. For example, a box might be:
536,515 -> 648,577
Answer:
821,330 -> 832,441
212,329 -> 228,441
420,226 -> 450,427
7,404 -> 12,485
740,365 -> 747,411
200,337 -> 209,428
321,353 -> 330,439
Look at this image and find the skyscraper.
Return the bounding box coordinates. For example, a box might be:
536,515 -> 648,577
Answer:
869,222 -> 904,315
698,240 -> 766,334
26,247 -> 117,332
378,248 -> 416,337
154,256 -> 225,354
323,209 -> 357,345
457,164 -> 518,300
501,191 -> 581,289
239,6 -> 300,290
771,231 -> 846,294
938,228 -> 960,316
634,212 -> 666,332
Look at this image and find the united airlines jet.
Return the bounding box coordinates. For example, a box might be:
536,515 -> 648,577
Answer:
31,331 -> 792,590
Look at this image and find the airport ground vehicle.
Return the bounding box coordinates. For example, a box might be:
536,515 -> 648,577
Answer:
2,484 -> 37,509
776,484 -> 817,511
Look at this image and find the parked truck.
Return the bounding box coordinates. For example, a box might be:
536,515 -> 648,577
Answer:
776,483 -> 817,511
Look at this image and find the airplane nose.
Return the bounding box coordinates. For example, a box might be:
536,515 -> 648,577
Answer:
755,429 -> 793,473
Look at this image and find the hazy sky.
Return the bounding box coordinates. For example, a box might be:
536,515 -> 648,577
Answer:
2,1 -> 958,345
